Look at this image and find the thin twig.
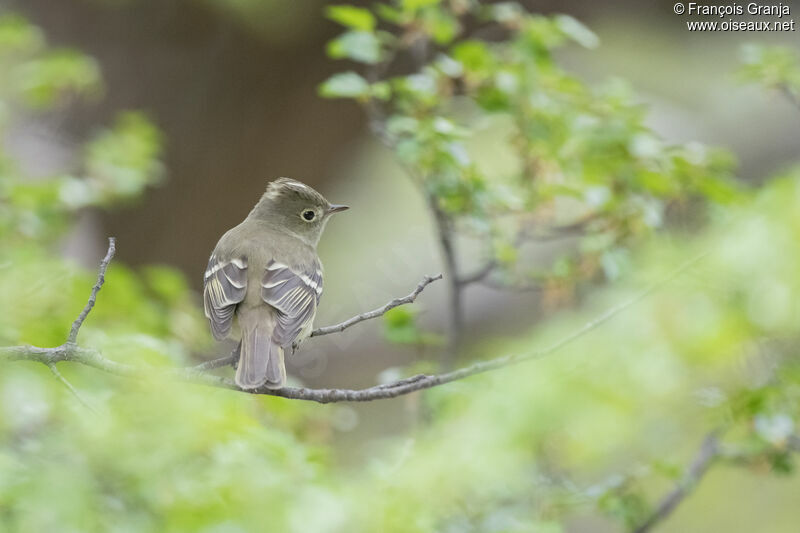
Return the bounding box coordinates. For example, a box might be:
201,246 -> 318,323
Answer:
191,356 -> 237,372
67,237 -> 116,345
190,345 -> 240,371
310,274 -> 442,337
523,214 -> 600,242
429,200 -> 464,362
457,260 -> 497,286
0,242 -> 705,404
632,430 -> 721,533
779,84 -> 800,110
480,278 -> 543,292
456,214 -> 598,288
630,428 -> 800,533
47,363 -> 98,415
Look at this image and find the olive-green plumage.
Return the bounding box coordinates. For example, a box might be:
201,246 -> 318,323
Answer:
203,178 -> 348,389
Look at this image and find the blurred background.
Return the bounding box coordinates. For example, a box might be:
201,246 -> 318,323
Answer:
7,0 -> 800,381
1,1 -> 800,532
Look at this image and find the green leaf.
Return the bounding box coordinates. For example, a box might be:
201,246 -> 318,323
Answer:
494,241 -> 518,266
11,49 -> 102,108
768,450 -> 795,475
326,31 -> 382,64
433,53 -> 463,77
738,44 -> 800,93
83,111 -> 164,203
384,306 -> 415,329
394,72 -> 439,103
400,0 -> 442,12
555,15 -> 599,49
383,307 -> 419,344
421,9 -> 460,45
386,115 -> 419,135
476,86 -> 511,111
486,2 -> 527,24
375,4 -> 405,24
0,14 -> 44,55
318,71 -> 370,99
451,40 -> 493,80
383,306 -> 443,346
597,489 -> 650,529
325,5 -> 376,31
518,16 -> 568,52
370,81 -> 391,100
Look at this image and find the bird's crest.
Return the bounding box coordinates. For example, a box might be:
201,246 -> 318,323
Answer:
265,177 -> 326,205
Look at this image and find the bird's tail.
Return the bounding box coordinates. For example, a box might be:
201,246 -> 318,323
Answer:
235,322 -> 286,390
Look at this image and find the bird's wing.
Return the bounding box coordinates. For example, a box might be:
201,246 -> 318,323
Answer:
203,254 -> 248,340
261,259 -> 323,347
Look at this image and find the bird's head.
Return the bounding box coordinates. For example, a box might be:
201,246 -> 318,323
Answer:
249,177 -> 348,246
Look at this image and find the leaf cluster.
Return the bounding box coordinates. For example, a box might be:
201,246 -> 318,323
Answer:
321,1 -> 739,292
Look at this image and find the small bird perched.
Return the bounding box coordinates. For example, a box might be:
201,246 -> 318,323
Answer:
203,178 -> 348,389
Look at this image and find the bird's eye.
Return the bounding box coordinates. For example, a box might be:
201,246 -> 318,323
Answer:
302,210 -> 316,221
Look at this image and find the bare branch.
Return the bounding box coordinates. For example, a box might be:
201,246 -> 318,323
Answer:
457,260 -> 497,286
190,356 -> 237,372
633,431 -> 721,533
456,214 -> 599,289
68,237 -> 116,345
190,345 -> 239,372
780,84 -> 800,110
480,278 -> 543,292
522,214 -> 600,242
0,246 -> 703,403
48,363 -> 98,415
310,274 -> 442,337
633,428 -> 800,533
428,200 -> 464,362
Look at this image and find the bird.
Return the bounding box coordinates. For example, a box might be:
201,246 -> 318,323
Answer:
202,177 -> 348,389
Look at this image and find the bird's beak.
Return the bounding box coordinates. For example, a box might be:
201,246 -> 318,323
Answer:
327,204 -> 349,214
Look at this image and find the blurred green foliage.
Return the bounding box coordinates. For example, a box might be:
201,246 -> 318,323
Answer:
320,171 -> 800,532
0,11 -> 197,365
383,306 -> 443,345
0,6 -> 799,533
739,44 -> 800,104
0,12 -> 206,391
5,164 -> 798,532
0,14 -> 163,246
0,14 -> 102,109
320,0 -> 740,293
